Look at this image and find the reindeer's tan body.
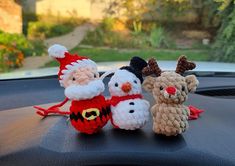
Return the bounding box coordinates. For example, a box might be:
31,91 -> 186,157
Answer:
142,56 -> 198,136
151,103 -> 189,136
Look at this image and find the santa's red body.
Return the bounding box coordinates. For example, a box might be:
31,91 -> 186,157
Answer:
69,95 -> 110,134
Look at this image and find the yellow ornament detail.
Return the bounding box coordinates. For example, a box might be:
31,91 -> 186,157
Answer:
82,108 -> 100,120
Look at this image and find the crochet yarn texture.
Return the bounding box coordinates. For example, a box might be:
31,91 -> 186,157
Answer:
142,56 -> 199,136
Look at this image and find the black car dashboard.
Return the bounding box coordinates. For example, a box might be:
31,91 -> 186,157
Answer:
0,74 -> 235,166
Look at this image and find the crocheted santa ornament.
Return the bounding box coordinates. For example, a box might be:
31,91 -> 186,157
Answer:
34,44 -> 110,134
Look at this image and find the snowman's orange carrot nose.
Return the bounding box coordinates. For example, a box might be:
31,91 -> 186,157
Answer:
121,82 -> 132,93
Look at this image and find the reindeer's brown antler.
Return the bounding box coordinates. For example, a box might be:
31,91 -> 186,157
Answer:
176,55 -> 196,75
142,58 -> 162,77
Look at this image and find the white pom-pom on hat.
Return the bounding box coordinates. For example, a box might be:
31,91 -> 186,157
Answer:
48,44 -> 68,58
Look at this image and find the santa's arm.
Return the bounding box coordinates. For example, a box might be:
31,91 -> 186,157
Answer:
34,97 -> 70,117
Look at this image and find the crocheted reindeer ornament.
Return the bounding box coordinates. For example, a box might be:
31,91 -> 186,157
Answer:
34,44 -> 110,134
142,56 -> 199,136
102,57 -> 150,130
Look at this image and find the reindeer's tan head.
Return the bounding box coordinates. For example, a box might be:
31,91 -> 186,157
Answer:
142,56 -> 198,104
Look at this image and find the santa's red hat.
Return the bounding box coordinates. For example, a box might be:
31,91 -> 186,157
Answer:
48,44 -> 97,86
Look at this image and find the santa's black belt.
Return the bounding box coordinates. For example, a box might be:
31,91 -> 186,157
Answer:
70,107 -> 110,122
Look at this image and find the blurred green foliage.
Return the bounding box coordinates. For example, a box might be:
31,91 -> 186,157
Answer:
24,11 -> 87,39
132,21 -> 142,35
212,0 -> 235,62
82,17 -> 174,49
100,17 -> 116,32
82,26 -> 148,48
0,45 -> 24,73
215,0 -> 235,10
45,46 -> 210,67
148,27 -> 173,48
0,31 -> 45,57
0,31 -> 46,72
28,22 -> 75,39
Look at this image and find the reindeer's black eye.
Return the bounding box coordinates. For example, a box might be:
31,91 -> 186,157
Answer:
115,83 -> 118,87
72,77 -> 76,81
160,86 -> 163,90
182,86 -> 185,91
134,80 -> 137,84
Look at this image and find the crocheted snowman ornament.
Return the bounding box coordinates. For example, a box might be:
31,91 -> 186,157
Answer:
104,57 -> 150,130
34,44 -> 110,134
142,56 -> 202,136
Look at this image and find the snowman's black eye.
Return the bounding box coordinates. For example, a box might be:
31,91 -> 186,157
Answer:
129,102 -> 134,105
182,86 -> 185,91
160,86 -> 163,90
115,83 -> 118,87
134,80 -> 137,84
72,77 -> 76,81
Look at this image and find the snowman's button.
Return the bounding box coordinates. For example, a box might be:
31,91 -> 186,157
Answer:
129,102 -> 134,105
129,110 -> 135,113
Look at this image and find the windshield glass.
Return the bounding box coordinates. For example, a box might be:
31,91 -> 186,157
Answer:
0,0 -> 235,79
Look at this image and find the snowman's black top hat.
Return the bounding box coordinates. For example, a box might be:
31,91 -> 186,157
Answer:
120,56 -> 147,83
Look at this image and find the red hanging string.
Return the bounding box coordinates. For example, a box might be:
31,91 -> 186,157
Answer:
34,97 -> 70,117
188,105 -> 204,120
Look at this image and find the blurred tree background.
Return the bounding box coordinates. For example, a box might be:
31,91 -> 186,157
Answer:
212,0 -> 235,62
0,0 -> 235,73
84,0 -> 235,61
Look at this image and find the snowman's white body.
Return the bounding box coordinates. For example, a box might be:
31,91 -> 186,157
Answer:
111,98 -> 150,130
108,69 -> 150,130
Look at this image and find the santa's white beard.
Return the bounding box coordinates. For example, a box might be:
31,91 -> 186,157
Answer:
65,79 -> 105,100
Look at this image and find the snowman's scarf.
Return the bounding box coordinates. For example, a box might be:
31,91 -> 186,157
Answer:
109,94 -> 143,106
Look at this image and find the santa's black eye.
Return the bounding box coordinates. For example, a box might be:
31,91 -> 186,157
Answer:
182,86 -> 185,91
160,86 -> 163,90
72,77 -> 76,81
134,80 -> 137,84
94,74 -> 96,78
115,83 -> 118,87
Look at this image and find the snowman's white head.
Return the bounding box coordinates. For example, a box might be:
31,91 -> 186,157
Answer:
108,69 -> 142,96
101,56 -> 147,97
